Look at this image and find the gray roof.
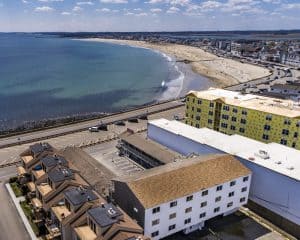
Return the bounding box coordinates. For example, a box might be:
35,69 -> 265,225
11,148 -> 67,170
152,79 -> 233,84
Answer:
41,155 -> 68,169
64,187 -> 98,206
88,203 -> 123,228
30,142 -> 53,156
48,167 -> 74,183
119,132 -> 182,164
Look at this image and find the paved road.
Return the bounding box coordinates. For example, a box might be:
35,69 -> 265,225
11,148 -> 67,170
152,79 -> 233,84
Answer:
0,100 -> 183,149
0,166 -> 30,240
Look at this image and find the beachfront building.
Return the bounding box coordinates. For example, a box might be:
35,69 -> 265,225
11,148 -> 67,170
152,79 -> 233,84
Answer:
113,154 -> 251,240
185,88 -> 300,150
147,118 -> 300,238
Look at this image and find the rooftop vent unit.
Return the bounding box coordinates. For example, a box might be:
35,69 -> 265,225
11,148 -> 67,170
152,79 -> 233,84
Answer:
107,208 -> 116,216
287,166 -> 294,170
275,161 -> 282,165
254,150 -> 270,159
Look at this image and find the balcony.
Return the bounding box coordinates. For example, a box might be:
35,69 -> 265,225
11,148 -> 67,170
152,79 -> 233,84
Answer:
45,219 -> 61,240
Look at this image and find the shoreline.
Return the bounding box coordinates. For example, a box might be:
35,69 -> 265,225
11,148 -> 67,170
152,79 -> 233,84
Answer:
80,38 -> 271,88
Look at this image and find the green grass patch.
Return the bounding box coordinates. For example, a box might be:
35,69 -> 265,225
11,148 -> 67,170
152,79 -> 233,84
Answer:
20,201 -> 39,236
10,182 -> 23,197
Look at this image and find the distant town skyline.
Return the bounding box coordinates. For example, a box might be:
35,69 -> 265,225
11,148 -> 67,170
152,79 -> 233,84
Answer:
0,0 -> 300,32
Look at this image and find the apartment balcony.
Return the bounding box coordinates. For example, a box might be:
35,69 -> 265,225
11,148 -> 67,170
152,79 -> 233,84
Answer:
26,182 -> 36,199
45,219 -> 61,240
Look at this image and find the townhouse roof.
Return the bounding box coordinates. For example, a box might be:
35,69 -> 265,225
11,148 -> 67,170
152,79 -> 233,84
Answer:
41,155 -> 68,169
48,167 -> 74,183
88,203 -> 123,228
116,154 -> 250,209
187,87 -> 300,118
64,187 -> 99,206
29,142 -> 53,156
119,131 -> 181,164
149,118 -> 300,182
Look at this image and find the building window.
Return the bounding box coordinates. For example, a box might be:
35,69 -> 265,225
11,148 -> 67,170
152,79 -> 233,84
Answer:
168,224 -> 176,231
282,129 -> 289,135
186,105 -> 189,110
186,195 -> 193,202
192,107 -> 194,111
230,181 -> 236,186
151,231 -> 159,237
280,139 -> 287,145
222,114 -> 229,120
229,191 -> 235,197
231,116 -> 237,122
199,212 -> 206,218
214,207 -> 220,213
208,119 -> 213,124
230,125 -> 236,131
200,201 -> 207,208
216,185 -> 223,191
197,108 -> 201,113
292,142 -> 296,148
240,197 -> 246,203
202,190 -> 208,196
243,176 -> 249,182
196,116 -> 200,121
198,99 -> 202,104
169,213 -> 176,219
152,207 -> 160,214
192,98 -> 195,103
186,97 -> 190,102
241,187 -> 247,192
209,111 -> 214,116
221,123 -> 228,128
209,102 -> 214,108
185,207 -> 192,213
242,110 -> 247,115
196,124 -> 200,128
184,218 -> 191,225
284,119 -> 291,125
215,196 -> 222,202
223,105 -> 230,111
233,108 -> 238,113
264,125 -> 271,131
170,201 -> 177,208
227,202 -> 233,208
294,132 -> 298,138
240,119 -> 247,124
239,128 -> 245,133
266,115 -> 272,121
262,134 -> 269,140
152,219 -> 160,226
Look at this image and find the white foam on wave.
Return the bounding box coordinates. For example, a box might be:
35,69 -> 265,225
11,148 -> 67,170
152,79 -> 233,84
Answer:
157,53 -> 184,100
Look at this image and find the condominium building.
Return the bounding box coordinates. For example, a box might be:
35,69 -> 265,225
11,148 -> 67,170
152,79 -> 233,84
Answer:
113,154 -> 251,240
148,118 -> 300,238
185,88 -> 300,149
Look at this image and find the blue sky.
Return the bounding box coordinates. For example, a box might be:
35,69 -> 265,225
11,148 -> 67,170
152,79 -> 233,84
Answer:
0,0 -> 300,31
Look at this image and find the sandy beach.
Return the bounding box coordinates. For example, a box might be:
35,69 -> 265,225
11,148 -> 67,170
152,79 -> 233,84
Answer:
82,38 -> 271,88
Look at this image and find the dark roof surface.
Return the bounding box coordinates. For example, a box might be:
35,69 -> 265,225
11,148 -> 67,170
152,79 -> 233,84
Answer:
88,203 -> 123,228
64,187 -> 98,206
30,142 -> 53,156
48,167 -> 74,183
41,155 -> 68,169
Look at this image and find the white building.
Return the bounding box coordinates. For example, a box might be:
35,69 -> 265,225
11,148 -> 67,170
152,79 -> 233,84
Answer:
147,118 -> 300,238
113,154 -> 251,240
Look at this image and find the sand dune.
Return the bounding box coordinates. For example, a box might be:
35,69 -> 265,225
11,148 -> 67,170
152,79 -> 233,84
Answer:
83,38 -> 271,88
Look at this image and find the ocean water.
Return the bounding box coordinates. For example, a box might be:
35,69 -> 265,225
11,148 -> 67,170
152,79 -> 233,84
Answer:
0,33 -> 211,130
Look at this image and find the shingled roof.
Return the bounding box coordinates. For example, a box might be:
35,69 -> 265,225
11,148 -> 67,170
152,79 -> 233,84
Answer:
116,154 -> 251,209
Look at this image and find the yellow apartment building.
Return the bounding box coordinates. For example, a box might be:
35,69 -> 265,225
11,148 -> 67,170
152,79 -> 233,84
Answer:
185,88 -> 300,149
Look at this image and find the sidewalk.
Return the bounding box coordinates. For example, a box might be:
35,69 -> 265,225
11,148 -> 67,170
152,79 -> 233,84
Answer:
5,183 -> 37,240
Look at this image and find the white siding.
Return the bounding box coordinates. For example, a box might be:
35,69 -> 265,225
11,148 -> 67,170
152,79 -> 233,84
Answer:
143,175 -> 251,240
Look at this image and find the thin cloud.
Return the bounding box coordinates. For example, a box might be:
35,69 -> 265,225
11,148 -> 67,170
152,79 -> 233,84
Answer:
100,0 -> 128,3
34,6 -> 54,12
77,1 -> 94,5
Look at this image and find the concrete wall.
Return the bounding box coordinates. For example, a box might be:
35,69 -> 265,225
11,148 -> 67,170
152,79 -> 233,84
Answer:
143,175 -> 250,240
